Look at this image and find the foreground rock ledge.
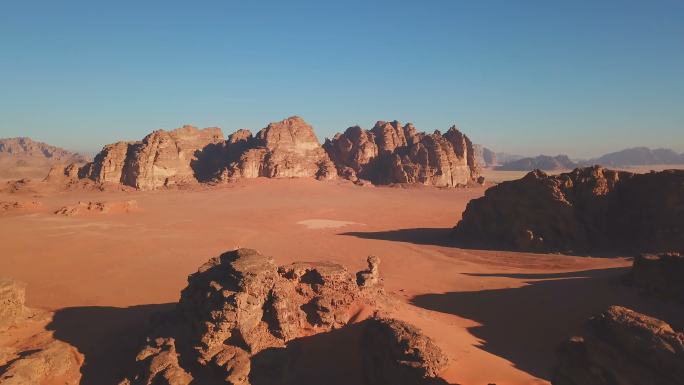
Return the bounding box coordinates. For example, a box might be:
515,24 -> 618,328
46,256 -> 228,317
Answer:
553,305 -> 684,385
119,249 -> 448,385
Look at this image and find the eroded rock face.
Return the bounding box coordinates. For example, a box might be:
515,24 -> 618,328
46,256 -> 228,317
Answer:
553,306 -> 684,385
631,252 -> 684,302
75,126 -> 224,190
219,117 -> 336,181
454,166 -> 684,253
324,121 -> 479,186
0,137 -> 88,163
121,249 -> 448,385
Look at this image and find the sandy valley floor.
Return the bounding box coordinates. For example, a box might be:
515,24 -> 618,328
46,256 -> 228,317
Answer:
2,177 -> 683,385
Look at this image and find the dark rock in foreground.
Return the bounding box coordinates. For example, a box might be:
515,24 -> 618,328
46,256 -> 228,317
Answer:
631,252 -> 684,302
553,305 -> 684,385
453,166 -> 684,253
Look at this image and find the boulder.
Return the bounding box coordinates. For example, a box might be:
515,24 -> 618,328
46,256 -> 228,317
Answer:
553,306 -> 684,385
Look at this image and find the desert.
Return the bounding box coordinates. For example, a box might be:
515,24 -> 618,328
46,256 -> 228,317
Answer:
3,2 -> 684,384
1,117 -> 683,384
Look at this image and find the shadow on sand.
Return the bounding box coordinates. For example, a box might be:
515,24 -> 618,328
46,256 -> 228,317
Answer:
47,303 -> 175,385
412,267 -> 684,380
339,228 -> 459,247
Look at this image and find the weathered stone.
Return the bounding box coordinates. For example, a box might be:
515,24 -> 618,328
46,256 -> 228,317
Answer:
553,306 -> 684,385
454,166 -> 684,253
631,252 -> 684,302
324,121 -> 479,187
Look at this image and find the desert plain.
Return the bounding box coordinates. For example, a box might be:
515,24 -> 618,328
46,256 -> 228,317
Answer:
3,174 -> 682,385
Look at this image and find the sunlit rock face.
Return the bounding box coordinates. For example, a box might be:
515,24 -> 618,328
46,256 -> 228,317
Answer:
324,120 -> 479,186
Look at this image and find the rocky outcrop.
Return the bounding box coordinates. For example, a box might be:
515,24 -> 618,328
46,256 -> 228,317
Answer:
631,252 -> 684,302
120,249 -> 448,385
323,121 -> 479,186
0,279 -> 27,330
0,340 -> 82,385
75,125 -> 224,190
454,166 -> 684,253
216,116 -> 336,181
552,306 -> 684,385
363,317 -> 449,385
0,137 -> 88,163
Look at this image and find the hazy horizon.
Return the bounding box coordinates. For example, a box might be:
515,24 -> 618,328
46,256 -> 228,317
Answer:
1,1 -> 683,158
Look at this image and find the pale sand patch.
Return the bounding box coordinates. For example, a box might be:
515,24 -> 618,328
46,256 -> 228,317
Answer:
297,219 -> 360,229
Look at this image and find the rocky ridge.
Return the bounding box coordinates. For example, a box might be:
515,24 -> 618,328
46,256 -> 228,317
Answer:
323,121 -> 480,187
119,249 -> 448,385
454,166 -> 684,253
56,117 -> 480,190
0,137 -> 88,163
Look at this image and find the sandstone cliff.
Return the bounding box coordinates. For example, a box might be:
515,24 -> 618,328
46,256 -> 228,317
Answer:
323,120 -> 480,186
76,125 -> 224,190
453,166 -> 684,253
216,116 -> 336,181
119,249 -> 448,385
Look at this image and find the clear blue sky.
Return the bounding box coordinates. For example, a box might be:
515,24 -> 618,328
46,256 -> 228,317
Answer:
1,0 -> 682,157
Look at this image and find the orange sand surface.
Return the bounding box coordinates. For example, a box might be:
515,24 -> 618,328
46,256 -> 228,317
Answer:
3,177 -> 679,384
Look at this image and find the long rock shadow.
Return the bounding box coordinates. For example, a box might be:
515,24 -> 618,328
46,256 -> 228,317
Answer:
339,228 -> 459,247
47,303 -> 175,385
412,267 -> 684,381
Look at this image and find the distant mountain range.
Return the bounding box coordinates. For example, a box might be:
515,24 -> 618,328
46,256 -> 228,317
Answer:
0,137 -> 89,163
494,147 -> 684,171
496,155 -> 576,171
588,147 -> 684,167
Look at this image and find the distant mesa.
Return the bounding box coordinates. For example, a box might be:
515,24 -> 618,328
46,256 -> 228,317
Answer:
453,166 -> 684,254
324,121 -> 480,187
0,137 -> 89,163
495,154 -> 576,171
53,116 -> 482,190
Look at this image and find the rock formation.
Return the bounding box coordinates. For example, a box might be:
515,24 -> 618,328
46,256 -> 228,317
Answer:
631,252 -> 684,302
215,116 -> 336,181
323,121 -> 479,186
119,248 -> 448,385
74,125 -> 224,190
0,137 -> 88,163
552,305 -> 684,385
0,278 -> 81,385
473,144 -> 497,168
453,166 -> 684,253
496,154 -> 576,171
589,147 -> 684,167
